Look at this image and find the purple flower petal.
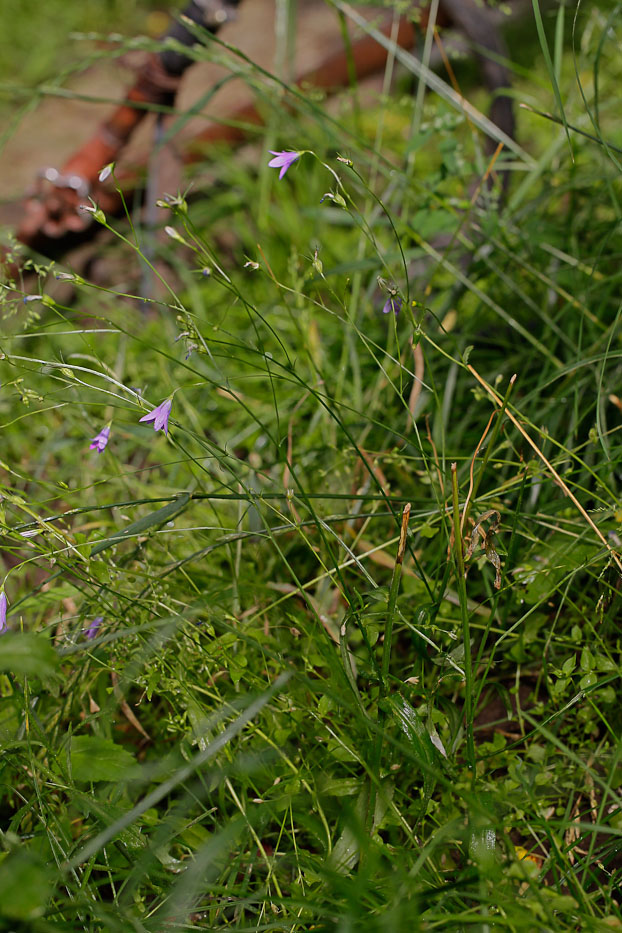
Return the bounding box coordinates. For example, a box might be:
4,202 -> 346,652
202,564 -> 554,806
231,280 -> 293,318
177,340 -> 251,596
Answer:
89,425 -> 110,453
268,150 -> 300,180
139,398 -> 172,435
0,591 -> 7,634
85,616 -> 103,640
382,296 -> 402,316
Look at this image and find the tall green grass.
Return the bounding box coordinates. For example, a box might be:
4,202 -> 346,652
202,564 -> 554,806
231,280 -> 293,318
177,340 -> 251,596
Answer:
2,1 -> 622,930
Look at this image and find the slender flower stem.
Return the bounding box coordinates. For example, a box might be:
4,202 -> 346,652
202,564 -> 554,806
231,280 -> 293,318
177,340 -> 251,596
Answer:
366,503 -> 411,841
381,503 -> 411,688
451,463 -> 475,771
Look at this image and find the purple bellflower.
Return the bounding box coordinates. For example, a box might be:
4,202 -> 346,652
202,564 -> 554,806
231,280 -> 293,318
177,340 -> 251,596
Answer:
89,425 -> 110,453
268,150 -> 300,180
139,398 -> 172,435
382,296 -> 402,316
0,591 -> 7,634
85,616 -> 103,640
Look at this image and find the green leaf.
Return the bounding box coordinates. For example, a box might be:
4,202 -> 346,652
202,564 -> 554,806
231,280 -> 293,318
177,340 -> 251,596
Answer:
410,208 -> 458,240
0,851 -> 52,920
580,647 -> 594,672
579,672 -> 598,691
462,345 -> 474,366
91,493 -> 190,555
317,776 -> 360,797
530,0 -> 572,154
0,633 -> 59,679
70,736 -> 137,783
387,696 -> 439,799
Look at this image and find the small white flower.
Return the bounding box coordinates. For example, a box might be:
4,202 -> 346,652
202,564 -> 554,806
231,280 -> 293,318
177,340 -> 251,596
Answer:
98,163 -> 115,183
164,226 -> 187,244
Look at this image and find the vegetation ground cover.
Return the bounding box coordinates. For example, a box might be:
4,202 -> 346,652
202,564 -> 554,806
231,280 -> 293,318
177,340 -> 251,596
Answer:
2,1 -> 622,930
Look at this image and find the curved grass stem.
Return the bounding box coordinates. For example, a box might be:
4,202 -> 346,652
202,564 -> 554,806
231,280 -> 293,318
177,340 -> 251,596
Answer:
451,463 -> 475,772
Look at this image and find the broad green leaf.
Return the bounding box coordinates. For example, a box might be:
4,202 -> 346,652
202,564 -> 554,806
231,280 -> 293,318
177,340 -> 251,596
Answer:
328,783 -> 394,873
317,776 -> 360,797
0,851 -> 51,920
0,633 -> 59,678
70,736 -> 137,783
387,696 -> 440,800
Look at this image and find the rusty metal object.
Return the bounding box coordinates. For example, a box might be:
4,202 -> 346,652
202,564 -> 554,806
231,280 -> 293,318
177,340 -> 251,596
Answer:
14,54 -> 183,253
7,1 -> 514,260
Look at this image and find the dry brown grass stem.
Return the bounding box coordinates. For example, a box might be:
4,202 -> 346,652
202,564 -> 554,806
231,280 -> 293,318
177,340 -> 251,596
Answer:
407,340 -> 425,430
468,364 -> 622,575
461,407 -> 498,536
